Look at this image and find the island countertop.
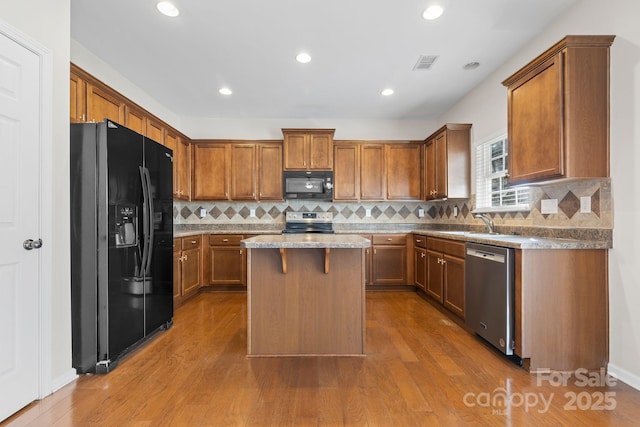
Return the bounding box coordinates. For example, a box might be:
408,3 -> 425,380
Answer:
241,234 -> 371,249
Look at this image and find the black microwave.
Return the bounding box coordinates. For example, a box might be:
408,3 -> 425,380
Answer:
283,171 -> 333,200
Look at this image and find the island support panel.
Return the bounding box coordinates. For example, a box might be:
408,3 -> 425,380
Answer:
247,247 -> 365,356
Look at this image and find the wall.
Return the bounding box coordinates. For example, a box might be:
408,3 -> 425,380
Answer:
437,0 -> 640,389
2,0 -> 73,388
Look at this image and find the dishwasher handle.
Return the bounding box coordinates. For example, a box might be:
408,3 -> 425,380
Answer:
466,248 -> 506,263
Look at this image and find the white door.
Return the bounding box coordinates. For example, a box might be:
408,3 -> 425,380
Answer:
0,30 -> 42,421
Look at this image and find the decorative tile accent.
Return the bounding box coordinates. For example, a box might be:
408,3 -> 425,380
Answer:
592,189 -> 601,218
559,191 -> 580,219
384,206 -> 397,218
224,207 -> 237,219
268,206 -> 281,218
209,206 -> 222,219
398,206 -> 411,219
173,178 -> 611,234
238,206 -> 250,219
341,207 -> 353,219
180,206 -> 192,219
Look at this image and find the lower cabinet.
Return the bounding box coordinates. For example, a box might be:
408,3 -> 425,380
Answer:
208,234 -> 246,286
362,234 -> 407,286
425,237 -> 465,318
173,236 -> 202,305
413,234 -> 427,291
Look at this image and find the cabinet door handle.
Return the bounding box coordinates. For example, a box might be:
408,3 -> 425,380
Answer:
373,249 -> 376,255
183,254 -> 188,261
223,238 -> 229,242
421,253 -> 425,258
416,239 -> 422,243
240,249 -> 243,254
386,238 -> 392,241
191,240 -> 197,244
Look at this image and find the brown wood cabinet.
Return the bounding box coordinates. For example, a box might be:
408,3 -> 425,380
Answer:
192,143 -> 230,200
86,82 -> 124,124
515,248 -> 608,372
124,105 -> 146,135
334,142 -> 422,202
70,72 -> 86,123
146,117 -> 165,146
257,143 -> 283,200
360,144 -> 386,200
174,137 -> 191,200
282,129 -> 334,170
173,236 -> 202,305
426,237 -> 465,318
424,124 -> 471,201
413,235 -> 427,291
386,144 -> 422,200
208,234 -> 245,286
370,234 -> 407,286
71,64 -> 192,200
333,144 -> 360,201
502,35 -> 615,185
231,144 -> 257,200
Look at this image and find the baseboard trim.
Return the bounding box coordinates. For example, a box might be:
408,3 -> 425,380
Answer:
51,369 -> 78,393
607,363 -> 640,391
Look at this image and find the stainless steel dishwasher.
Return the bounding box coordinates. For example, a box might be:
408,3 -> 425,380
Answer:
465,242 -> 515,355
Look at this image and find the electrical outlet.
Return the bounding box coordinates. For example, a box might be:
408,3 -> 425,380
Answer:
453,206 -> 458,217
250,208 -> 256,217
200,208 -> 207,218
365,208 -> 372,217
580,196 -> 591,213
418,208 -> 425,218
540,198 -> 558,214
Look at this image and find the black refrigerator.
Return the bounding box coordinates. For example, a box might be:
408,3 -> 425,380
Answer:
70,120 -> 173,374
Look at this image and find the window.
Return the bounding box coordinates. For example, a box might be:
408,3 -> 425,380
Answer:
475,134 -> 529,212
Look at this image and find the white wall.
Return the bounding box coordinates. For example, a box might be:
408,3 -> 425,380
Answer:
1,1 -> 72,387
438,0 -> 640,390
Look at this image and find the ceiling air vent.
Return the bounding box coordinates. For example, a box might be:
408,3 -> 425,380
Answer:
413,55 -> 439,70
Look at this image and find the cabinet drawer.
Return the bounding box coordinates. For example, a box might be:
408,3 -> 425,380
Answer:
427,237 -> 465,258
181,235 -> 202,250
413,234 -> 427,249
372,234 -> 406,245
209,234 -> 243,246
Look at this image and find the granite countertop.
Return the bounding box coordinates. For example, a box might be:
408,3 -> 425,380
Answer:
174,225 -> 611,250
241,234 -> 371,249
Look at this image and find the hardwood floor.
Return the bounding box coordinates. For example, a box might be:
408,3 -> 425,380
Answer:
4,291 -> 640,426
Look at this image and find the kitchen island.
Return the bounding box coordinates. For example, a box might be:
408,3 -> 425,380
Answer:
241,234 -> 371,357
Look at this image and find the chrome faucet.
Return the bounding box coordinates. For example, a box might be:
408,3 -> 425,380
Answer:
474,213 -> 495,234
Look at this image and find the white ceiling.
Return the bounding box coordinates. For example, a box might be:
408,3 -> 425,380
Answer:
71,0 -> 577,121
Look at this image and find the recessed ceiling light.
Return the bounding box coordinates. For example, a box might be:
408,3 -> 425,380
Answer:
381,89 -> 395,96
296,52 -> 312,64
157,1 -> 180,17
422,5 -> 444,20
219,87 -> 232,96
463,62 -> 480,70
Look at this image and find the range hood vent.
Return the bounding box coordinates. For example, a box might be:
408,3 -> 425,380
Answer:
413,55 -> 439,70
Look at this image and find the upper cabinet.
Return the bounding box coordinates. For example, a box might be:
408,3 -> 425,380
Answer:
192,143 -> 230,200
333,142 -> 422,201
386,144 -> 422,200
502,35 -> 615,185
71,63 -> 192,200
282,129 -> 334,170
424,124 -> 471,201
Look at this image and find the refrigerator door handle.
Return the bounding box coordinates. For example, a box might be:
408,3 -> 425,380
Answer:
143,166 -> 155,276
138,166 -> 150,278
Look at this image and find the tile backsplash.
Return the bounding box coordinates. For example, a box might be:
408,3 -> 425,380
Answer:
174,178 -> 611,231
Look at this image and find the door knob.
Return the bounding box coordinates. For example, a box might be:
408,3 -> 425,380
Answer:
23,239 -> 43,250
